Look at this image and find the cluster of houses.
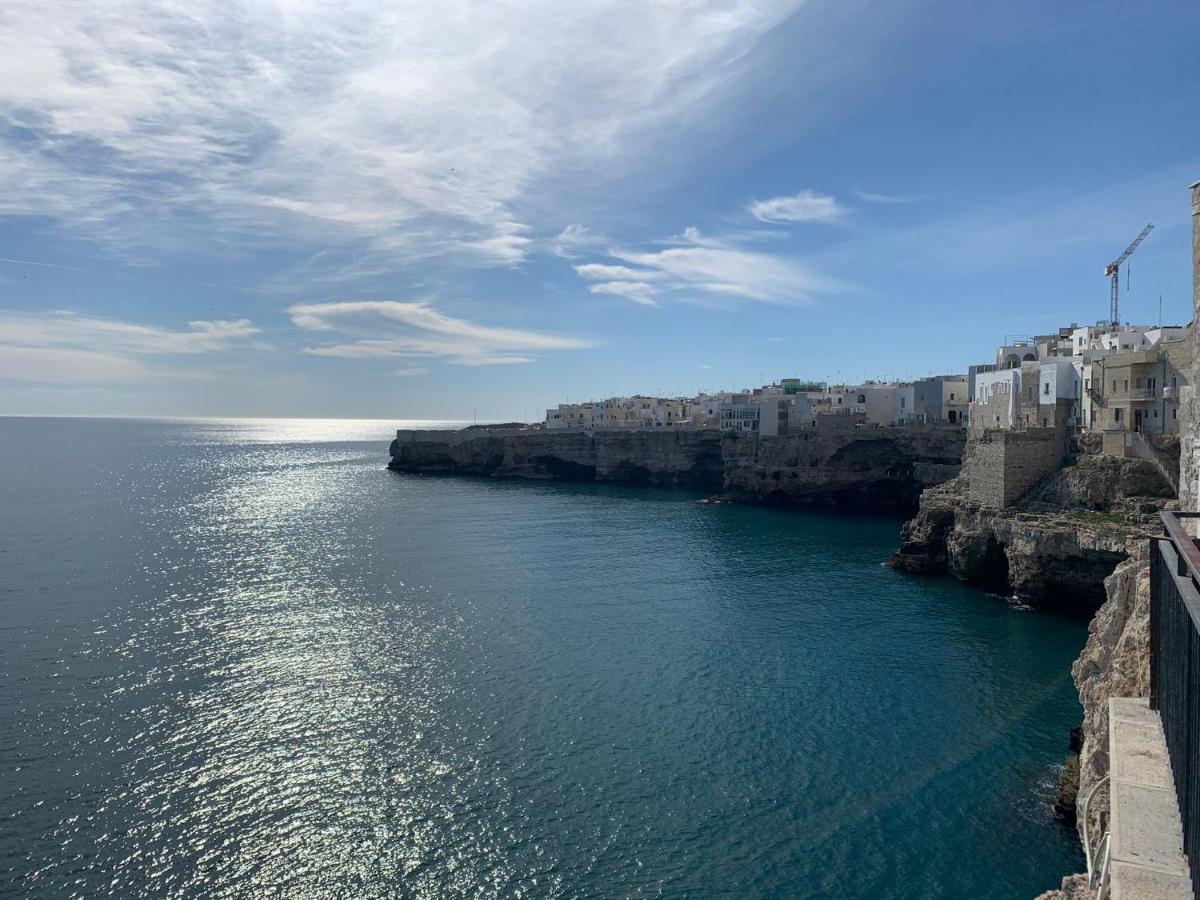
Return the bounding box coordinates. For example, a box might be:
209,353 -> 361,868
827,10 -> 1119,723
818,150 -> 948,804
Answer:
971,321 -> 1190,437
543,375 -> 969,435
543,319 -> 1192,441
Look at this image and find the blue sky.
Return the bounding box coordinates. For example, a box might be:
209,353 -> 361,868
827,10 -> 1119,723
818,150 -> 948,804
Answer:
0,0 -> 1197,420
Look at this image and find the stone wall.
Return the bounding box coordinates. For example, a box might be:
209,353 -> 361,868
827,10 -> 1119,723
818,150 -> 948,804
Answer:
964,427 -> 1067,507
1181,180 -> 1200,509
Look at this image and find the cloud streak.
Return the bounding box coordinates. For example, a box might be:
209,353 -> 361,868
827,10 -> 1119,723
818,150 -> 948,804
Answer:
574,228 -> 841,305
0,310 -> 261,383
854,189 -> 927,204
588,282 -> 658,306
289,300 -> 597,366
748,190 -> 846,224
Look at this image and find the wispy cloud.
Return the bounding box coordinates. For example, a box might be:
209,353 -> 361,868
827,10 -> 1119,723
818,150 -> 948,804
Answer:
0,310 -> 261,383
0,256 -> 88,272
574,228 -> 841,305
574,263 -> 662,282
748,190 -> 846,224
588,282 -> 658,306
0,0 -> 805,271
394,366 -> 429,377
550,224 -> 604,259
854,189 -> 927,204
289,300 -> 597,366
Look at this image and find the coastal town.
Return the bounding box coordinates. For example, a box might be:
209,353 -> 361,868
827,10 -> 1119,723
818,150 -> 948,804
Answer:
542,320 -> 1192,453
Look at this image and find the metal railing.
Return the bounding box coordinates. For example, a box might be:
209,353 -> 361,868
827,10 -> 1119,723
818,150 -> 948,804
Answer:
1081,774 -> 1112,898
1150,511 -> 1200,899
1132,432 -> 1180,494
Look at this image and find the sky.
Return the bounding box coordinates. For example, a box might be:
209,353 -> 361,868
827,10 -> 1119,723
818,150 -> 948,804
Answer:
0,0 -> 1198,420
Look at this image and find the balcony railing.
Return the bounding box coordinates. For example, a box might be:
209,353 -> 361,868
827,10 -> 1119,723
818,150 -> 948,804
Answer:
1149,511 -> 1200,899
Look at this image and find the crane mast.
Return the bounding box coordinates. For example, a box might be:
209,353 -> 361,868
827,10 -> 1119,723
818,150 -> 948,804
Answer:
1104,223 -> 1154,329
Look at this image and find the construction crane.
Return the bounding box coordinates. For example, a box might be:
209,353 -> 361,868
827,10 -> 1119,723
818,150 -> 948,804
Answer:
1104,223 -> 1154,329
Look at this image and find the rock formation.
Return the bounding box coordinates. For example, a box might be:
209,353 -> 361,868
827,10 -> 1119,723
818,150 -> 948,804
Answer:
389,424 -> 967,509
389,428 -> 726,488
1036,553 -> 1151,900
888,455 -> 1171,606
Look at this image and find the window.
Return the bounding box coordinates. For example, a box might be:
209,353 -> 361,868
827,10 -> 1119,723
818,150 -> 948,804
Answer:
1124,380 -> 1129,391
1113,380 -> 1117,392
1115,408 -> 1123,422
1043,382 -> 1050,395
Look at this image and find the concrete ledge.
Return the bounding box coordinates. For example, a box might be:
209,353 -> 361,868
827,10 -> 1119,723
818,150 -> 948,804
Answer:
1108,697 -> 1191,899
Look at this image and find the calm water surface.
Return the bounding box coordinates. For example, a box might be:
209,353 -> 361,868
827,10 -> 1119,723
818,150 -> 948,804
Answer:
1,417 -> 1085,898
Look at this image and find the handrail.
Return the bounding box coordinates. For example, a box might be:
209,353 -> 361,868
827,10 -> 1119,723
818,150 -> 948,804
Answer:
1093,832 -> 1112,900
1082,774 -> 1111,878
1160,512 -> 1200,585
1132,433 -> 1179,493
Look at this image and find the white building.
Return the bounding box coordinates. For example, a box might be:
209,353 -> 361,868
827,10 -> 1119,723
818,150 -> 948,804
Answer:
859,382 -> 914,426
719,402 -> 760,433
759,395 -> 815,436
1036,359 -> 1083,427
973,369 -> 1021,429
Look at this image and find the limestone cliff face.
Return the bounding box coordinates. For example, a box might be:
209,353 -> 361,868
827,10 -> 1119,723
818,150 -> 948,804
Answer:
1037,554 -> 1151,900
888,456 -> 1170,605
1071,552 -> 1151,841
390,428 -> 726,487
890,451 -> 1173,900
390,425 -> 966,508
720,425 -> 964,509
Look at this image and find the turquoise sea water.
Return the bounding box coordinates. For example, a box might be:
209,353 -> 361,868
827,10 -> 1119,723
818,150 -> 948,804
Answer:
0,417 -> 1086,898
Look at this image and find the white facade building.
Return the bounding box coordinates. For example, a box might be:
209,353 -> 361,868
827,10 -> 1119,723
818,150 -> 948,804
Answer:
719,402 -> 760,433
973,369 -> 1021,429
759,395 -> 815,436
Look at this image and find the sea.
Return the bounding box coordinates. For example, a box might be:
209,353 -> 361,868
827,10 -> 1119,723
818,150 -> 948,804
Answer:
0,416 -> 1087,898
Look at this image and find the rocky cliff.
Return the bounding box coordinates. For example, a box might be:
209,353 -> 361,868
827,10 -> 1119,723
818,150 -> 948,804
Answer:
389,424 -> 967,509
1037,553 -> 1152,900
887,450 -> 1175,899
888,455 -> 1172,606
721,424 -> 964,509
389,428 -> 726,487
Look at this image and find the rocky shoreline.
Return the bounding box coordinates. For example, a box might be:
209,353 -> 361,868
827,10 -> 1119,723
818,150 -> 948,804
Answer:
391,425 -> 1176,897
883,448 -> 1176,899
886,454 -> 1172,607
388,424 -> 966,510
